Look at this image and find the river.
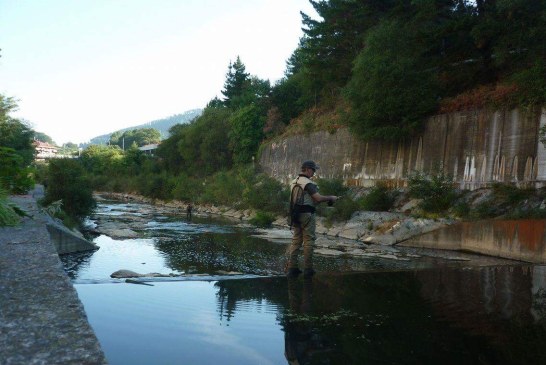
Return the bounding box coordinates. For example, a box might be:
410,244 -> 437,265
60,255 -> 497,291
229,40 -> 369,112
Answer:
60,199 -> 546,364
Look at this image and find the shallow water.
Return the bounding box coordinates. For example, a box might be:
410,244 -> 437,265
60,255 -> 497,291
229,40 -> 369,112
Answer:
62,201 -> 546,364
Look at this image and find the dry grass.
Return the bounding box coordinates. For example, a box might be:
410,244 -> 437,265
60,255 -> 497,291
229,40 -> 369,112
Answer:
439,84 -> 519,113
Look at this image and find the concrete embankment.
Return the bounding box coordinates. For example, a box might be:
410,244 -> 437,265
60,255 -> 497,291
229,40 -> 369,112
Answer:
0,194 -> 107,364
402,218 -> 546,263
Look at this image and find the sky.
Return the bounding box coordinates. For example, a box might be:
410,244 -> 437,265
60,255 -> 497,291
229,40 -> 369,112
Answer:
0,0 -> 316,145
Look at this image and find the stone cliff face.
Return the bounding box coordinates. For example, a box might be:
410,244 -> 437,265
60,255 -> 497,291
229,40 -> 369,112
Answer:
260,108 -> 546,189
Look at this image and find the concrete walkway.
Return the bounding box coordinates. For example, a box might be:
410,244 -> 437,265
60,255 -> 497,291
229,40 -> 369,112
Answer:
0,194 -> 107,364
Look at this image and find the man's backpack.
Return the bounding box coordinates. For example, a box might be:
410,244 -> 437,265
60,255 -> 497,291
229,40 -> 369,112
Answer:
287,180 -> 304,228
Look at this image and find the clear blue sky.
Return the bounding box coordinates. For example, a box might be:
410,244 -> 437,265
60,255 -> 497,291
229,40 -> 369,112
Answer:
0,0 -> 316,144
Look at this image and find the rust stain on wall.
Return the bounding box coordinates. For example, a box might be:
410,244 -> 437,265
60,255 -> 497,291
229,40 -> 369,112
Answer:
403,219 -> 546,263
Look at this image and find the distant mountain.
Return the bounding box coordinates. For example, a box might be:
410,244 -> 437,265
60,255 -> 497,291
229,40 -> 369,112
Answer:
87,109 -> 202,146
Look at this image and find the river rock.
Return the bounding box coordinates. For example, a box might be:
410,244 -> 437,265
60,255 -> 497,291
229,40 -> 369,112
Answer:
102,228 -> 139,239
111,270 -> 144,278
111,270 -> 177,278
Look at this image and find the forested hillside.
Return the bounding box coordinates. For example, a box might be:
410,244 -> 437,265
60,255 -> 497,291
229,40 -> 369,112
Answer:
88,109 -> 202,145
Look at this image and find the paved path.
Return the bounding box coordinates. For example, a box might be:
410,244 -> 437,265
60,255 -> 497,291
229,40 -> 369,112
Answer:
0,193 -> 107,364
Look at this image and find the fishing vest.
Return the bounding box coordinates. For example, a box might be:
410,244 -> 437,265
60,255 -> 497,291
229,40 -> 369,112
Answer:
290,175 -> 317,208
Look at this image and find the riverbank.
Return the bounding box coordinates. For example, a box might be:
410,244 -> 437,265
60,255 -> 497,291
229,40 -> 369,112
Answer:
0,193 -> 107,364
95,191 -> 454,246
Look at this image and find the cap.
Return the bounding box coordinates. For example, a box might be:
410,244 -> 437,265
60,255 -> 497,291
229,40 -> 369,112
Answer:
301,160 -> 319,171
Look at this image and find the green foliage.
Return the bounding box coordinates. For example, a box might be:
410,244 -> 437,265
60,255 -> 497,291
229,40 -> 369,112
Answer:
297,0 -> 389,105
172,173 -> 203,202
408,170 -> 457,213
0,186 -> 20,226
222,56 -> 251,109
516,60 -> 546,111
491,183 -> 533,205
0,95 -> 35,166
345,19 -> 439,140
249,211 -> 276,228
315,178 -> 357,222
109,127 -> 161,148
316,178 -> 348,196
80,145 -> 124,176
42,159 -> 96,221
229,105 -> 266,165
270,76 -> 305,125
136,171 -> 175,201
34,131 -> 55,144
157,106 -> 233,176
360,185 -> 396,211
243,172 -> 289,214
200,170 -> 244,207
331,197 -> 361,221
0,147 -> 34,194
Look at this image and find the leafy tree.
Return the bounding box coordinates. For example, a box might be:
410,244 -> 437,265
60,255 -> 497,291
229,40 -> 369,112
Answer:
222,56 -> 251,109
229,105 -> 265,165
297,0 -> 395,105
63,142 -> 78,149
80,145 -> 124,176
0,185 -> 20,226
42,158 -> 96,221
0,95 -> 35,166
345,19 -> 440,139
157,106 -> 233,176
408,170 -> 457,214
109,128 -> 160,148
34,132 -> 55,145
0,147 -> 34,194
271,75 -> 306,125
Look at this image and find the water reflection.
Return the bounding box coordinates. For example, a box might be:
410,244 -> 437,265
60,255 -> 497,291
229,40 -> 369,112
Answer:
213,267 -> 546,364
65,200 -> 546,364
284,276 -> 319,365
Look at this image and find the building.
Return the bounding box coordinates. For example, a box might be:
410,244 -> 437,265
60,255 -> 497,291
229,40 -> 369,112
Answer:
33,141 -> 58,160
138,143 -> 159,156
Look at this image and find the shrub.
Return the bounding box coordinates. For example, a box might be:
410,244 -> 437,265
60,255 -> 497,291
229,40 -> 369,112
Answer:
200,171 -> 244,206
42,158 -> 96,222
408,170 -> 457,213
249,211 -> 276,228
243,173 -> 289,214
0,186 -> 20,226
491,183 -> 533,205
360,185 -> 395,211
0,147 -> 34,194
172,173 -> 203,202
137,171 -> 174,200
316,178 -> 348,197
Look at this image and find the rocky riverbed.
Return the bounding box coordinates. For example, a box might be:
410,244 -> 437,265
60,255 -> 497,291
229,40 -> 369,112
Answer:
93,191 -> 453,245
87,192 -> 521,268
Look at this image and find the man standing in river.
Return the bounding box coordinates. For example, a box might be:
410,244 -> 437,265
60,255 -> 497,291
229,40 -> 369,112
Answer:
286,160 -> 338,277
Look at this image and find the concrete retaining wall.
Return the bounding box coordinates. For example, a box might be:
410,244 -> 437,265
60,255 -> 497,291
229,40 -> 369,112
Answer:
260,108 -> 546,189
46,220 -> 99,255
400,219 -> 546,263
0,195 -> 107,364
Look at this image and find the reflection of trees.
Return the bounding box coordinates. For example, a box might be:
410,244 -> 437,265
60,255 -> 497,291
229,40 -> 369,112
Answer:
59,251 -> 95,279
216,277 -> 289,322
155,231 -> 287,275
416,265 -> 546,364
214,269 -> 546,364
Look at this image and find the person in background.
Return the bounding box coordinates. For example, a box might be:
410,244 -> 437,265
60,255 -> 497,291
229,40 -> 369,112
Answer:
286,160 -> 338,277
186,203 -> 193,220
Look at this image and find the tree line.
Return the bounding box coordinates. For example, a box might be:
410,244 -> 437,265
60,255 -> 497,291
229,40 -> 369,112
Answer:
2,1 -> 545,227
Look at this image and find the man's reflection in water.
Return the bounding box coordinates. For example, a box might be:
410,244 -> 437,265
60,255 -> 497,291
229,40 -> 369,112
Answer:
284,276 -> 317,365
